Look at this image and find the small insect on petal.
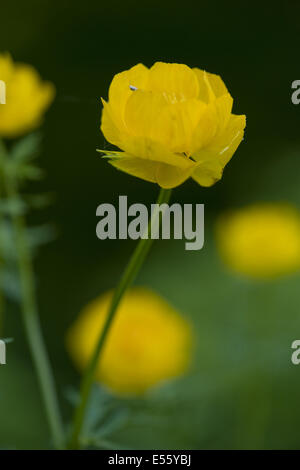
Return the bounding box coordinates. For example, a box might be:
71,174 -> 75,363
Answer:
129,85 -> 138,91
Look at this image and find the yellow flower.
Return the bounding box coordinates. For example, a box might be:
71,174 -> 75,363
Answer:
216,204 -> 300,279
66,288 -> 193,395
100,62 -> 246,189
0,53 -> 55,137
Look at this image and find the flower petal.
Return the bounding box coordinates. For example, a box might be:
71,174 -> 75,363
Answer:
214,93 -> 233,134
192,114 -> 246,187
109,156 -> 158,184
108,63 -> 149,124
191,93 -> 234,152
155,163 -> 194,189
190,103 -> 218,153
101,99 -> 127,147
121,136 -> 194,169
0,59 -> 55,137
156,99 -> 209,154
148,62 -> 199,100
109,155 -> 194,189
125,89 -> 210,154
124,89 -> 167,138
193,68 -> 228,102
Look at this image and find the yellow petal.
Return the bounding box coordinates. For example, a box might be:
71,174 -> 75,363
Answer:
192,114 -> 246,187
193,68 -> 228,102
155,162 -> 194,189
192,161 -> 224,187
148,62 -> 199,100
190,103 -> 218,153
190,93 -> 233,152
156,99 -> 209,153
101,99 -> 127,147
109,156 -> 158,184
109,155 -> 194,189
214,93 -> 233,134
0,60 -> 55,137
125,89 -> 210,154
124,89 -> 167,138
121,136 -> 194,169
108,63 -> 149,124
205,71 -> 228,98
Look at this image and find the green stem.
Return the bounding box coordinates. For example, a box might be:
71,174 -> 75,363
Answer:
69,186 -> 172,449
4,164 -> 64,449
0,148 -> 5,337
0,285 -> 4,337
0,206 -> 4,337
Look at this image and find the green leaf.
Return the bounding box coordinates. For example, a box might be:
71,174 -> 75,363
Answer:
10,133 -> 42,163
0,269 -> 21,301
0,198 -> 27,216
27,224 -> 57,250
25,193 -> 55,209
16,164 -> 44,181
74,385 -> 131,446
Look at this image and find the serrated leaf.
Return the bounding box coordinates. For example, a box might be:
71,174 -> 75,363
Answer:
27,224 -> 57,249
5,159 -> 44,182
0,268 -> 21,301
25,193 -> 55,209
91,407 -> 130,439
78,385 -> 131,444
80,436 -> 130,450
11,133 -> 42,163
0,198 -> 27,216
16,164 -> 44,181
64,387 -> 80,407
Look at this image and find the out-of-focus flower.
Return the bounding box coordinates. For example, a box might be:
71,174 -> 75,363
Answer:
0,53 -> 55,137
66,288 -> 193,395
100,62 -> 246,189
216,203 -> 300,279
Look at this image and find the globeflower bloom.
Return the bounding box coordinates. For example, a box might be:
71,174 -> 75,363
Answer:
100,62 -> 246,188
216,204 -> 300,279
66,288 -> 193,395
0,53 -> 55,138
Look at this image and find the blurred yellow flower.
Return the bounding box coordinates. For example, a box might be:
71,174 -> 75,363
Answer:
216,204 -> 300,279
100,62 -> 246,189
66,288 -> 193,395
0,53 -> 55,137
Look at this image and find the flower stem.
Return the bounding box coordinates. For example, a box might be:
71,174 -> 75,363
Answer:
4,165 -> 64,449
0,202 -> 4,337
68,186 -> 172,449
0,149 -> 5,337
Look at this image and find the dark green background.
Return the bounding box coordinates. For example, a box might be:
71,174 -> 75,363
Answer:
0,0 -> 300,449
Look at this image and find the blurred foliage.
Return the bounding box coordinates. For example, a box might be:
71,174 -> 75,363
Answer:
0,0 -> 300,450
0,135 -> 55,302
